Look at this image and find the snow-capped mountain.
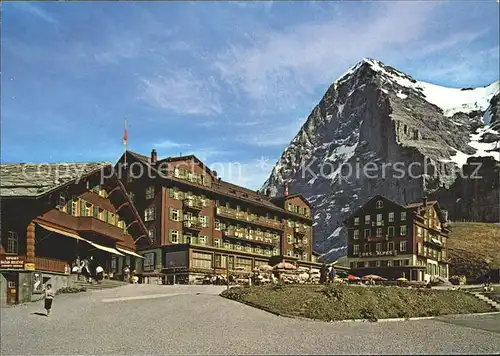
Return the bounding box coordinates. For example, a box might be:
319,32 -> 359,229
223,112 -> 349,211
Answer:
261,58 -> 500,261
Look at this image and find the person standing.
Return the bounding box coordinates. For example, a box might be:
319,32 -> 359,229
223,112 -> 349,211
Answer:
44,284 -> 55,316
96,265 -> 104,283
328,266 -> 336,283
123,265 -> 130,282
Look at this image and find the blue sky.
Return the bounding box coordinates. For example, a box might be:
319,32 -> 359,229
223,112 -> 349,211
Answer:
2,1 -> 499,189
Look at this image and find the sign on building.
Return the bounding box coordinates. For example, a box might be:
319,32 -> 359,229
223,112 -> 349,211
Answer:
0,256 -> 25,269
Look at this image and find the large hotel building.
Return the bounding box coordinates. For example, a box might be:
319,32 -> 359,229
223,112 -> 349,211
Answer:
345,195 -> 450,282
117,149 -> 319,284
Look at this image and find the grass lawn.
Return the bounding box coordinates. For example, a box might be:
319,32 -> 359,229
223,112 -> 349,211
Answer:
448,222 -> 500,280
221,284 -> 494,321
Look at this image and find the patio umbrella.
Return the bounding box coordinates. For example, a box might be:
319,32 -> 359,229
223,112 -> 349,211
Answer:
273,262 -> 296,270
362,274 -> 386,281
336,270 -> 349,278
259,264 -> 273,272
347,275 -> 360,280
396,277 -> 408,281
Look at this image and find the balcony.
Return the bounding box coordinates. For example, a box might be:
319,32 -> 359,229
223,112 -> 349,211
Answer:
358,250 -> 398,258
78,217 -> 126,242
216,207 -> 284,230
183,220 -> 203,231
294,242 -> 306,251
183,198 -> 204,210
376,220 -> 384,226
294,227 -> 307,235
223,230 -> 275,247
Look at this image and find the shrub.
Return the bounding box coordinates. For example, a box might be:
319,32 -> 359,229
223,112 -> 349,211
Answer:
56,286 -> 86,295
322,284 -> 346,301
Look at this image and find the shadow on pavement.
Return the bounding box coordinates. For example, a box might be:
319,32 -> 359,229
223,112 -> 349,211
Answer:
31,312 -> 47,317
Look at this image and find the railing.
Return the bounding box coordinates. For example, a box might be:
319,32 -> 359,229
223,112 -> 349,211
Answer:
294,227 -> 307,235
366,235 -> 389,242
35,256 -> 69,274
294,243 -> 306,251
224,231 -> 275,246
183,220 -> 203,230
183,198 -> 204,210
216,207 -> 285,230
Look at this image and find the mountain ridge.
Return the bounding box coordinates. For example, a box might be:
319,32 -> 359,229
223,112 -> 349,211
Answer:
261,58 -> 499,261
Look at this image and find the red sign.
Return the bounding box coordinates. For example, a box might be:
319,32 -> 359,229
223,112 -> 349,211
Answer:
0,256 -> 25,269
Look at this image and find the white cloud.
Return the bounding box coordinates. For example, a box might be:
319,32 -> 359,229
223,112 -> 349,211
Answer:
212,2 -> 491,110
154,140 -> 191,149
138,70 -> 222,116
235,118 -> 304,147
211,159 -> 274,190
12,2 -> 59,26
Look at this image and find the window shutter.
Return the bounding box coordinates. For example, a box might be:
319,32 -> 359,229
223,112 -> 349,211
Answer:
93,206 -> 99,218
80,200 -> 86,216
169,208 -> 173,220
169,188 -> 175,198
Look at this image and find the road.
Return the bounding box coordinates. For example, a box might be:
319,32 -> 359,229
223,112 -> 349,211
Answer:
1,284 -> 499,355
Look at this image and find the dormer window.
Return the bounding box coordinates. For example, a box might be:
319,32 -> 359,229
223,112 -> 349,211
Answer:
376,200 -> 383,209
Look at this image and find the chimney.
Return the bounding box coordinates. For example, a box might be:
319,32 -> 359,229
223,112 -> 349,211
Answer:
151,149 -> 157,164
422,196 -> 427,207
284,183 -> 289,197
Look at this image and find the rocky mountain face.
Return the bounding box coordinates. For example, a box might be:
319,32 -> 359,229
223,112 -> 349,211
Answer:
261,58 -> 500,261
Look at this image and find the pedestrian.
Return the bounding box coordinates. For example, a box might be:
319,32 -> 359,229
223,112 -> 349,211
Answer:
44,284 -> 55,316
328,266 -> 336,283
96,265 -> 104,283
123,265 -> 130,282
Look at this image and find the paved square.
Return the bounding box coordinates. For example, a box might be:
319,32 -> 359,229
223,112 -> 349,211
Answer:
1,285 -> 499,355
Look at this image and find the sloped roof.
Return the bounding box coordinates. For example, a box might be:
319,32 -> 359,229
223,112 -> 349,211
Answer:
0,162 -> 111,197
405,200 -> 438,209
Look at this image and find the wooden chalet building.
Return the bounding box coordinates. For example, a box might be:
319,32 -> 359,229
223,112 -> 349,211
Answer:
116,149 -> 319,284
345,195 -> 450,282
0,162 -> 151,305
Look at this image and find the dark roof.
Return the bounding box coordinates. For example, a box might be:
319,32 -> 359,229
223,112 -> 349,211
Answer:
0,162 -> 111,197
123,150 -> 312,215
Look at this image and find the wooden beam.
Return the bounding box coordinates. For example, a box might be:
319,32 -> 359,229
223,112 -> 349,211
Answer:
116,201 -> 130,212
126,220 -> 139,229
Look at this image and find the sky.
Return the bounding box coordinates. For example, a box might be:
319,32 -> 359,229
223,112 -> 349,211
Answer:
2,1 -> 499,189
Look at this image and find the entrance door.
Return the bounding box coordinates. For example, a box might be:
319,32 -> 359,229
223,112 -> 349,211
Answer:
411,270 -> 417,281
5,274 -> 17,305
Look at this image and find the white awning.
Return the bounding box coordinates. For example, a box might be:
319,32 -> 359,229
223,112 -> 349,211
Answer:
86,241 -> 124,256
117,248 -> 145,259
38,223 -> 87,241
431,238 -> 442,245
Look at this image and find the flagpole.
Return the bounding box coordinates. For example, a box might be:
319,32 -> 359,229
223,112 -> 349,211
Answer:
124,118 -> 128,168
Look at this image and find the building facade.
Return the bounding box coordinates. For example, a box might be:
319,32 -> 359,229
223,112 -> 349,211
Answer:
117,150 -> 318,284
0,163 -> 151,305
345,195 -> 449,282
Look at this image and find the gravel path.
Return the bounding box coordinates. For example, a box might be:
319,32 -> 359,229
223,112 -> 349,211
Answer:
1,284 -> 499,355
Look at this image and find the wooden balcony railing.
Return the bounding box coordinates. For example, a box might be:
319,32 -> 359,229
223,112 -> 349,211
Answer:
223,231 -> 275,247
183,220 -> 203,230
183,198 -> 204,210
216,207 -> 284,230
35,256 -> 69,274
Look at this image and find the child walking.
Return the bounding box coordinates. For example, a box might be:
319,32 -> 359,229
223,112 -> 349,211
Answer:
44,284 -> 55,316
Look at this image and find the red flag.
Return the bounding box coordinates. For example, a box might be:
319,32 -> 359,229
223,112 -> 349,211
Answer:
123,119 -> 128,147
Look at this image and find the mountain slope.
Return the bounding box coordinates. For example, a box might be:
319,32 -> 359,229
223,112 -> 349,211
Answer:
261,58 -> 500,261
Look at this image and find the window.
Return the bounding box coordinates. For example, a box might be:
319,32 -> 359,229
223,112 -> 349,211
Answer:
400,225 -> 407,236
376,260 -> 381,267
364,243 -> 370,253
417,227 -> 422,238
376,243 -> 382,253
365,215 -> 371,224
418,243 -> 423,255
376,213 -> 382,222
198,236 -> 206,245
148,228 -> 156,243
364,261 -> 369,268
376,228 -> 382,237
401,211 -> 407,221
145,207 -> 155,221
388,212 -> 394,222
376,200 -> 383,209
286,250 -> 292,257
174,167 -> 180,178
58,193 -> 66,208
214,239 -> 221,248
6,231 -> 18,254
191,252 -> 212,269
215,254 -> 227,268
145,186 -> 155,200
143,253 -> 155,272
393,260 -> 400,267
215,220 -> 221,231
388,241 -> 394,251
388,226 -> 394,237
354,217 -> 359,226
287,234 -> 292,244
403,259 -> 410,266
170,230 -> 179,243
400,241 -> 407,252
353,230 -> 359,240
199,215 -> 208,227
387,260 -> 393,267
303,253 -> 308,260
170,208 -> 180,222
364,229 -> 370,238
